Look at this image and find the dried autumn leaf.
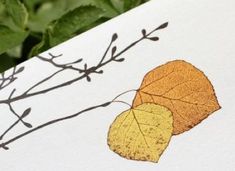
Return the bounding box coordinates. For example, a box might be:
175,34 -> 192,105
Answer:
133,60 -> 221,135
108,103 -> 173,163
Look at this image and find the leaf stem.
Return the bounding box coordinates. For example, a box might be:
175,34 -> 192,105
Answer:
112,89 -> 137,101
112,100 -> 132,107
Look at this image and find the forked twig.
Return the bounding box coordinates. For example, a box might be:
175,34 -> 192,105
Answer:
0,22 -> 168,146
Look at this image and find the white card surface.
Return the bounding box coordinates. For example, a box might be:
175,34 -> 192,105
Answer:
0,0 -> 235,170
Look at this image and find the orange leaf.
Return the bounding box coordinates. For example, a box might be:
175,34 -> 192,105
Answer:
132,60 -> 221,135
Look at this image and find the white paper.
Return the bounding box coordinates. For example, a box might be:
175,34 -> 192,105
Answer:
0,0 -> 235,170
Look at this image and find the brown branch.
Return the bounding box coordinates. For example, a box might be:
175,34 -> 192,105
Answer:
0,22 -> 168,142
0,88 -> 137,150
37,53 -> 83,72
0,66 -> 24,91
0,22 -> 168,105
0,101 -> 112,150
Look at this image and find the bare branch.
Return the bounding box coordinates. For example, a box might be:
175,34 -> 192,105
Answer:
0,88 -> 139,150
0,22 -> 168,143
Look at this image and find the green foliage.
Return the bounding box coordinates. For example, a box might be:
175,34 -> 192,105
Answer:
46,6 -> 103,47
5,0 -> 28,29
0,25 -> 28,55
0,0 -> 149,72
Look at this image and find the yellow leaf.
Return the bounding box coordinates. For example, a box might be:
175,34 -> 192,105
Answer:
133,60 -> 221,135
108,103 -> 173,163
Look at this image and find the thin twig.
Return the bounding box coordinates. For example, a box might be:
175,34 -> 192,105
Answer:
112,101 -> 132,108
112,89 -> 137,102
37,55 -> 83,72
0,101 -> 111,150
8,103 -> 28,126
0,66 -> 25,91
0,112 -> 30,140
23,69 -> 65,95
98,33 -> 117,65
0,22 -> 168,144
0,22 -> 168,105
0,87 -> 139,150
6,89 -> 30,126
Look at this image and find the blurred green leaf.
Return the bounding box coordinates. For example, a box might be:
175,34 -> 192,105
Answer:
30,5 -> 104,56
111,0 -> 143,12
23,0 -> 48,11
0,25 -> 28,55
29,29 -> 51,57
92,0 -> 120,17
27,0 -> 114,33
110,0 -> 124,12
0,2 -> 20,32
27,0 -> 67,32
67,0 -> 119,17
49,5 -> 104,47
123,0 -> 142,11
0,1 -> 6,21
78,17 -> 110,33
0,0 -> 150,71
0,54 -> 16,73
5,0 -> 29,29
6,45 -> 22,58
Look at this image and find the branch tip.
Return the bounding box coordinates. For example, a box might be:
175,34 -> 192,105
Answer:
156,22 -> 169,30
0,23 -> 167,147
112,46 -> 117,56
22,108 -> 32,118
148,37 -> 159,41
0,144 -> 9,150
15,67 -> 24,74
24,122 -> 33,128
142,29 -> 147,37
112,33 -> 118,42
